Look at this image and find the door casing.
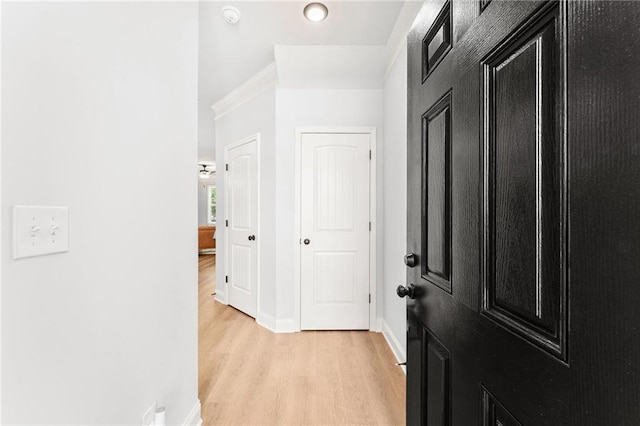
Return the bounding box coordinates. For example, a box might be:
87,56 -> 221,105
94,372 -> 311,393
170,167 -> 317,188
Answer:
294,127 -> 378,332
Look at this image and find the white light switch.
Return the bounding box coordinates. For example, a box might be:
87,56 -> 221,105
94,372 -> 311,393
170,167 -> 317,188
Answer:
13,206 -> 69,259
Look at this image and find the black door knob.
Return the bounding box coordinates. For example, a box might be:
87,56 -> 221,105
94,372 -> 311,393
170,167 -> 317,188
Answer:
396,284 -> 417,299
303,238 -> 310,245
248,235 -> 256,241
404,253 -> 417,267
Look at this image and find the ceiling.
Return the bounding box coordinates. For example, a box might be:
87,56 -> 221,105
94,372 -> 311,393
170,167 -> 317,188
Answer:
198,1 -> 412,163
200,1 -> 405,103
275,45 -> 387,89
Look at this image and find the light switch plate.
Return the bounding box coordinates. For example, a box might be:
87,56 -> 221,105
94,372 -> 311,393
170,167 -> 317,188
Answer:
13,206 -> 69,259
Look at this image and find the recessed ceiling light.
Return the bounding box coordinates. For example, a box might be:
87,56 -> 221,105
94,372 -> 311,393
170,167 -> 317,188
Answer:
303,2 -> 328,22
221,6 -> 241,25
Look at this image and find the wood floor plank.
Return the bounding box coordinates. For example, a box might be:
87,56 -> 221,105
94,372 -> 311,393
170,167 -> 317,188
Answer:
198,255 -> 406,425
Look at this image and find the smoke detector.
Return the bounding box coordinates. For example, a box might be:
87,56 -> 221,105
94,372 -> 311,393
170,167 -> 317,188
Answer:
221,6 -> 241,25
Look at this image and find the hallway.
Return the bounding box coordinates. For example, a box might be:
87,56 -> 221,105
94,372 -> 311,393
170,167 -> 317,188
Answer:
198,255 -> 406,425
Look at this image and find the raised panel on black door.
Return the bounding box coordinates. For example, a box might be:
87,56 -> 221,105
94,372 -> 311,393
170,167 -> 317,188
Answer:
481,386 -> 522,426
422,1 -> 452,81
424,327 -> 451,426
422,92 -> 452,293
481,2 -> 567,359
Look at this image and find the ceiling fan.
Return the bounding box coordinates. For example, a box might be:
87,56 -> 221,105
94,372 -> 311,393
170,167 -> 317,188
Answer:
199,164 -> 216,179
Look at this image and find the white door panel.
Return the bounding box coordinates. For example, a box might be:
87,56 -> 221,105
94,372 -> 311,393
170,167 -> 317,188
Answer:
230,154 -> 252,229
226,137 -> 258,318
301,133 -> 370,330
231,244 -> 252,293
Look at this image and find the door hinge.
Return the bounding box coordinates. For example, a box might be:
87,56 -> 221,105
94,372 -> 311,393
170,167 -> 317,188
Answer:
369,221 -> 372,231
369,150 -> 372,160
225,220 -> 228,227
225,163 -> 229,171
369,294 -> 371,304
225,275 -> 228,283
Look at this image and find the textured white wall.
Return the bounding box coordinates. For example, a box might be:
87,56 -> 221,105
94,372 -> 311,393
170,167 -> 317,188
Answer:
382,42 -> 408,359
215,87 -> 277,319
274,89 -> 385,325
1,2 -> 199,423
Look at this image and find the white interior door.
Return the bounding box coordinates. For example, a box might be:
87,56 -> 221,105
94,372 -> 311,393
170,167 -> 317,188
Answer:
226,136 -> 258,318
300,133 -> 371,330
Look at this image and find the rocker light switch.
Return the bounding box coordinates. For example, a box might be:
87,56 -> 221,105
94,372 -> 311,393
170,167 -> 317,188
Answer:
13,206 -> 69,259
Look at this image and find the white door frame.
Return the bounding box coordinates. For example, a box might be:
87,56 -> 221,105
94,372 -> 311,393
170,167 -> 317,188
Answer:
221,133 -> 261,320
294,127 -> 378,332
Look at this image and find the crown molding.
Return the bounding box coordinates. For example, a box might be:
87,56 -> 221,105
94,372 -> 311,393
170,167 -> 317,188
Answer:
211,62 -> 278,120
384,1 -> 421,80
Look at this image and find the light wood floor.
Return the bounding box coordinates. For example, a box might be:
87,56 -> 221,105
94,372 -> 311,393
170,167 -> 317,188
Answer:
198,255 -> 406,425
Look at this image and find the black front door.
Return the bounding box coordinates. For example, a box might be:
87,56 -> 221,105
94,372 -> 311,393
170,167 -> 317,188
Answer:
404,1 -> 640,424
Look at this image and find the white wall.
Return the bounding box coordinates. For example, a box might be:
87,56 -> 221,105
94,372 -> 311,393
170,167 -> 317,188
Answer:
215,87 -> 277,320
382,43 -> 408,361
275,89 -> 384,327
198,4 -> 216,163
1,3 -> 199,424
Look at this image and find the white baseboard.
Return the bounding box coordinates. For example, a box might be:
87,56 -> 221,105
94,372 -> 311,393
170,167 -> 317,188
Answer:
276,317 -> 299,333
183,400 -> 202,426
214,290 -> 226,305
256,311 -> 277,333
382,319 -> 407,375
264,317 -> 381,334
257,315 -> 300,333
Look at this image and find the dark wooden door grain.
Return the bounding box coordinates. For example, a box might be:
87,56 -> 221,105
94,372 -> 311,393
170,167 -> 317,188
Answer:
405,1 -> 640,424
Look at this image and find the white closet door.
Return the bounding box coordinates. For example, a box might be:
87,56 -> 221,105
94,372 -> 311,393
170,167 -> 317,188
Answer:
226,137 -> 258,318
300,133 -> 370,330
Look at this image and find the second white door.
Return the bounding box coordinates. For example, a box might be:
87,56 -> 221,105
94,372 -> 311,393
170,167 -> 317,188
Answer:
226,136 -> 258,318
300,132 -> 371,330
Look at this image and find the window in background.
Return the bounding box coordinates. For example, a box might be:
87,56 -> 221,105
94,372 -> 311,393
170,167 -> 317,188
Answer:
208,185 -> 217,224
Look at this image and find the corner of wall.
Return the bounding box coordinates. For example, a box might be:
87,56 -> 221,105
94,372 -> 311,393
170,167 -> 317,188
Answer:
214,290 -> 226,305
381,30 -> 409,377
256,311 -> 277,333
276,318 -> 299,333
216,88 -> 278,330
374,317 -> 384,332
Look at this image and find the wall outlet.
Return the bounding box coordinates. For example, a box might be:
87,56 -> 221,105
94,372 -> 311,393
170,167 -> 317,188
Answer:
141,401 -> 157,426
